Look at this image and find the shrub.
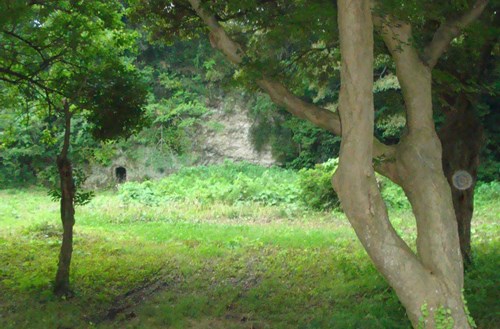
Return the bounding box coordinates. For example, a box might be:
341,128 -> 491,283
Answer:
474,181 -> 500,207
297,158 -> 411,211
119,180 -> 160,205
118,161 -> 301,206
117,159 -> 446,212
298,158 -> 340,210
378,176 -> 410,210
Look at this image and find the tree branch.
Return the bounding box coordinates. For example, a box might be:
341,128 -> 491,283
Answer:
187,0 -> 398,180
2,29 -> 46,61
0,66 -> 63,96
374,15 -> 436,132
187,0 -> 342,131
423,0 -> 489,68
256,79 -> 342,135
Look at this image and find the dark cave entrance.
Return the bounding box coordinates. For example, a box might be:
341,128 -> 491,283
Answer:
115,166 -> 127,183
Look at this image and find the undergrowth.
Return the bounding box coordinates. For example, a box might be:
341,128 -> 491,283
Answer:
119,161 -> 300,206
118,160 -> 411,211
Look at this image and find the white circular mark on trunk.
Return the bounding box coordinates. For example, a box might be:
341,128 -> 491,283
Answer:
452,170 -> 473,190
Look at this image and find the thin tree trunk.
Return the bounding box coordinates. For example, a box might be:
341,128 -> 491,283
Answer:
437,34 -> 493,266
54,100 -> 76,297
439,97 -> 483,267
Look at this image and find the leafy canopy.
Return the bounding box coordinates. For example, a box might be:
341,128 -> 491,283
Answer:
0,0 -> 148,139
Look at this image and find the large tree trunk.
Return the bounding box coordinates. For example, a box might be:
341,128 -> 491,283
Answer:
185,0 -> 485,326
335,2 -> 472,328
439,97 -> 483,267
54,101 -> 76,297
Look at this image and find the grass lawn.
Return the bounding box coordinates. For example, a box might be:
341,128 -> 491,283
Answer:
0,188 -> 498,328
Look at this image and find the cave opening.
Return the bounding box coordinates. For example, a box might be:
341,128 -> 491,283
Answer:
115,166 -> 127,183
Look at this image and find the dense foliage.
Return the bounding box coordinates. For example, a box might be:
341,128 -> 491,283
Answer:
2,7 -> 497,181
118,160 -> 414,212
0,1 -> 148,187
297,158 -> 340,210
119,161 -> 301,206
130,0 -> 499,176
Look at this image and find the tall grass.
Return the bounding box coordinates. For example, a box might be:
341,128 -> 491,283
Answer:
118,160 -> 412,211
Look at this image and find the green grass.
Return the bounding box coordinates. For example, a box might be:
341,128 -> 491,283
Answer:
0,185 -> 498,329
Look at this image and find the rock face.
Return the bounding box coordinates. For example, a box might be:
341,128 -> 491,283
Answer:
84,105 -> 276,188
84,152 -> 160,188
197,106 -> 275,166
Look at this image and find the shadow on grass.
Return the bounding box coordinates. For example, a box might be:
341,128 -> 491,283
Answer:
0,222 -> 498,329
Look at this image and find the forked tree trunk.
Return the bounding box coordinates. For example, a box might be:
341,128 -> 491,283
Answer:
439,98 -> 483,267
54,101 -> 76,297
334,2 -> 472,328
186,0 -> 483,326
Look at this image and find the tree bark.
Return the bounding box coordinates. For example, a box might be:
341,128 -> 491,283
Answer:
373,14 -> 472,328
438,96 -> 483,266
334,5 -> 430,324
422,0 -> 490,69
54,100 -> 76,297
187,0 -> 480,326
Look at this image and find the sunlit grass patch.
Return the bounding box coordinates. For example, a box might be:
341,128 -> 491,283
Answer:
0,183 -> 498,328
